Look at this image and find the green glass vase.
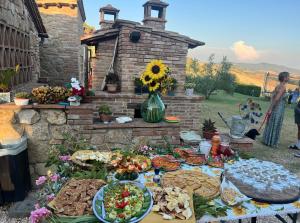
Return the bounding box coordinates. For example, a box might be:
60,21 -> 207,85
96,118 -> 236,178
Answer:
141,92 -> 165,123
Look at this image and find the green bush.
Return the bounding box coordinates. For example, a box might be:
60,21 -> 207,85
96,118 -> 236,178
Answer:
235,84 -> 261,97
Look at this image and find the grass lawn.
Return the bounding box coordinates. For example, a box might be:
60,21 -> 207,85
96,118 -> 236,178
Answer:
199,91 -> 300,175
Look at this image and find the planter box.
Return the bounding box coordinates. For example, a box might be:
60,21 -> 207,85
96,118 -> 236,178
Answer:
0,92 -> 11,103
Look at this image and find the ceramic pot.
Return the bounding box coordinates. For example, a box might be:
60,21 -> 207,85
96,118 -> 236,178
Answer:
107,84 -> 117,93
185,88 -> 194,96
14,98 -> 29,106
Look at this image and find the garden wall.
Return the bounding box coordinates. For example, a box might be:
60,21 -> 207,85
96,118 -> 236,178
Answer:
0,102 -> 187,183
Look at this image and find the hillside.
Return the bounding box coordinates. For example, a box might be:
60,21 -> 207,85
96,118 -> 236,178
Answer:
186,58 -> 299,91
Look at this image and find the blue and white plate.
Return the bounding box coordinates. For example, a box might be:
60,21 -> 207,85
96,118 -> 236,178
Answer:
92,180 -> 153,223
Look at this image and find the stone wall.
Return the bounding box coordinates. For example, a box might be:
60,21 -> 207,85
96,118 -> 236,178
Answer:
37,0 -> 85,84
0,0 -> 40,84
0,103 -> 182,183
86,93 -> 202,131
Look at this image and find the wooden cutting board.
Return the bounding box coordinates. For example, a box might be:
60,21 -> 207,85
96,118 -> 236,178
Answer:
225,171 -> 300,204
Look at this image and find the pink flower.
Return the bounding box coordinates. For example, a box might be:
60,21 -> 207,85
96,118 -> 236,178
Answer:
50,173 -> 60,182
29,207 -> 51,223
34,203 -> 40,210
47,194 -> 55,202
59,155 -> 71,161
35,176 -> 47,186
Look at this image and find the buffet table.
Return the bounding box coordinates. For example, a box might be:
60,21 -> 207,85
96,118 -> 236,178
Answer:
137,164 -> 300,223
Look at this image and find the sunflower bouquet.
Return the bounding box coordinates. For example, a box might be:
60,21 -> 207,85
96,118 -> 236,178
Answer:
140,60 -> 173,94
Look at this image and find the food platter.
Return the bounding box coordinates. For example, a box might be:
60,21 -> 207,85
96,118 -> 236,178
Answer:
162,170 -> 220,200
151,155 -> 181,171
225,159 -> 300,203
93,181 -> 153,223
48,179 -> 106,216
71,150 -> 112,168
152,187 -> 193,220
111,152 -> 152,173
185,155 -> 206,166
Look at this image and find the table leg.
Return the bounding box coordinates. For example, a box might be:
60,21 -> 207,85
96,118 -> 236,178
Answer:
275,214 -> 288,223
288,213 -> 298,223
251,217 -> 257,223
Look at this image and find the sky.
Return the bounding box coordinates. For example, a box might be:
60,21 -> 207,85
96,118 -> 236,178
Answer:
83,0 -> 300,69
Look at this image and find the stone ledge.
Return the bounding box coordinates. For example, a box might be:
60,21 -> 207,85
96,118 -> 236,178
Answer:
87,92 -> 204,102
0,103 -> 94,110
86,119 -> 180,130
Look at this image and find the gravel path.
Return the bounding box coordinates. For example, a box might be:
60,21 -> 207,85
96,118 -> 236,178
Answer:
0,205 -> 28,223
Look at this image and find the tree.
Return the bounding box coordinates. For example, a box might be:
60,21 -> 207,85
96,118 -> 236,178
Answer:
194,54 -> 218,99
216,56 -> 236,94
193,54 -> 236,99
190,58 -> 200,75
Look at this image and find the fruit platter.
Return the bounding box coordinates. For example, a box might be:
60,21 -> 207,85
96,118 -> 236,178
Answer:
111,152 -> 152,173
93,181 -> 153,223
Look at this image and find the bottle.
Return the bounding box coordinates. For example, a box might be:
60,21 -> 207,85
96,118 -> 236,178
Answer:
153,168 -> 160,184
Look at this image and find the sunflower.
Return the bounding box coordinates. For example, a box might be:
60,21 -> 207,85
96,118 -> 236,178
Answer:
251,200 -> 270,208
293,201 -> 300,209
232,206 -> 247,216
148,80 -> 160,92
140,72 -> 153,85
145,60 -> 167,80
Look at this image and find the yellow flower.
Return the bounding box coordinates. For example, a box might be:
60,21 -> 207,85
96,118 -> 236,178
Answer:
47,170 -> 52,177
251,200 -> 270,208
140,72 -> 152,85
15,64 -> 20,73
232,206 -> 247,216
145,60 -> 167,80
293,201 -> 300,209
148,80 -> 160,92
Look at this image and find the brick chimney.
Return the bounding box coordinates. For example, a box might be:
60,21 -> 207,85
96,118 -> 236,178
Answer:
99,4 -> 120,29
143,0 -> 169,30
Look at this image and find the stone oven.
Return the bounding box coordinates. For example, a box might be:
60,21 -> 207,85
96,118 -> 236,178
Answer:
81,0 -> 205,131
81,0 -> 205,94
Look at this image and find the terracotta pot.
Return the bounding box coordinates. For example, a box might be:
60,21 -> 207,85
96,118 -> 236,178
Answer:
203,131 -> 216,140
107,84 -> 117,93
14,98 -> 29,106
100,114 -> 112,123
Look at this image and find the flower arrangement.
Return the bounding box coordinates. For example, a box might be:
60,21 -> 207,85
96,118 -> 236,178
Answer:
31,171 -> 66,223
184,82 -> 196,89
140,60 -> 175,94
15,92 -> 30,99
31,86 -> 71,104
239,98 -> 263,125
137,145 -> 154,156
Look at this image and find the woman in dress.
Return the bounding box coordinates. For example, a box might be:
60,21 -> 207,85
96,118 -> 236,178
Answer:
262,72 -> 289,147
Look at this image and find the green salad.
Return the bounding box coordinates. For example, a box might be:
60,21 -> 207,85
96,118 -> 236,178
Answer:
103,183 -> 151,222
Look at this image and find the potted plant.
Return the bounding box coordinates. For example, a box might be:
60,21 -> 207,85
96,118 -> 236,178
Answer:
106,71 -> 119,93
184,82 -> 196,96
99,104 -> 113,124
14,92 -> 30,106
167,77 -> 177,96
0,66 -> 19,103
134,77 -> 143,95
202,119 -> 217,140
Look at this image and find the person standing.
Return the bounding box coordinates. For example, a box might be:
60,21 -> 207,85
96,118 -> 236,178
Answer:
262,72 -> 289,147
289,99 -> 300,156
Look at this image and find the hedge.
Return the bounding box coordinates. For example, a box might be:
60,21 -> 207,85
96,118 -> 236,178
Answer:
235,84 -> 261,97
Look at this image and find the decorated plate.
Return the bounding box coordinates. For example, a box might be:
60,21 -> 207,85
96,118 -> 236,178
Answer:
93,181 -> 153,223
152,156 -> 181,171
